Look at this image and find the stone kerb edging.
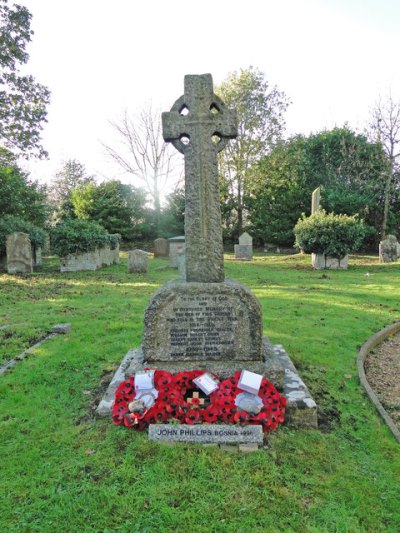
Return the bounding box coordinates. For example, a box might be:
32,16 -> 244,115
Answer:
357,322 -> 400,443
0,323 -> 72,376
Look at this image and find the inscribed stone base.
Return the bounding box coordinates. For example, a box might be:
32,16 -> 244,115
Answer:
143,279 -> 262,362
148,424 -> 263,445
311,253 -> 348,270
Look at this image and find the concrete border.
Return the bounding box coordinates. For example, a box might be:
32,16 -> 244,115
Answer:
357,322 -> 400,443
0,323 -> 72,376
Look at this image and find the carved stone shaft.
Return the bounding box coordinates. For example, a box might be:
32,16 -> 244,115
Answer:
162,74 -> 237,282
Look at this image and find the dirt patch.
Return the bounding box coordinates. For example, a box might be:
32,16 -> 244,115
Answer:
365,332 -> 400,429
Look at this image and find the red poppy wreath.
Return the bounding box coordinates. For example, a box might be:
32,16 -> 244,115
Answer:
113,369 -> 286,433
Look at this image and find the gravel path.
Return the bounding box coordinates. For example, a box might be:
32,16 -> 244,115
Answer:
365,332 -> 400,429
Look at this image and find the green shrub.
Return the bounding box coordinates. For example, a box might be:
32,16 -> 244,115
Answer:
294,210 -> 366,258
0,215 -> 48,256
50,219 -> 120,257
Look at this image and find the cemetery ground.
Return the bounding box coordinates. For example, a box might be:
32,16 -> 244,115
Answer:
0,253 -> 399,532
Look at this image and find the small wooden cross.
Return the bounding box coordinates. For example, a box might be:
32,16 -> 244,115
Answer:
187,391 -> 205,409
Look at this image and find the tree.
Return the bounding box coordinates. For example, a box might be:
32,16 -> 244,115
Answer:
70,180 -> 149,241
103,104 -> 179,232
0,0 -> 50,158
158,187 -> 185,237
47,159 -> 94,222
248,128 -> 388,246
215,66 -> 290,238
368,95 -> 400,238
0,147 -> 48,225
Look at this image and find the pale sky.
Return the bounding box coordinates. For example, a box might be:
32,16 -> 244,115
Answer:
18,0 -> 400,194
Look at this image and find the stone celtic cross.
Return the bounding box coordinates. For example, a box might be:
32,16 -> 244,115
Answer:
162,74 -> 237,283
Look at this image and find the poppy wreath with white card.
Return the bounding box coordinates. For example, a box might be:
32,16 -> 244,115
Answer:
113,369 -> 286,433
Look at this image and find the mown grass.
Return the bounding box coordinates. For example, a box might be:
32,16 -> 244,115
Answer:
0,252 -> 399,532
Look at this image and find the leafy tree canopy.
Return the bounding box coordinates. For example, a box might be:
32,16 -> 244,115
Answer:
248,127 -> 389,246
215,66 -> 290,239
0,0 -> 50,158
0,147 -> 48,225
70,179 -> 149,241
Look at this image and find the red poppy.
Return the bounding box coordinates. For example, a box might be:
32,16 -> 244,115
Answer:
233,411 -> 250,425
203,407 -> 219,423
185,410 -> 201,424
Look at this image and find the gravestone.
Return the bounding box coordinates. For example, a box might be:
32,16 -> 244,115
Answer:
311,186 -> 321,214
154,238 -> 169,257
6,232 -> 33,274
234,232 -> 253,261
379,235 -> 400,263
128,249 -> 148,273
168,236 -> 185,267
140,74 -> 282,383
97,74 -> 318,430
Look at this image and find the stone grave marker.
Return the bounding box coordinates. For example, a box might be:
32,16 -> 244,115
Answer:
128,249 -> 148,273
97,74 -> 318,431
234,232 -> 253,261
140,74 -> 282,383
154,238 -> 169,257
168,235 -> 185,267
379,235 -> 400,263
6,232 -> 33,274
311,186 -> 321,214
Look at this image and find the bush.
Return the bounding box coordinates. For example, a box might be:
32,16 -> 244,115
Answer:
294,210 -> 366,259
0,215 -> 48,256
50,219 -> 120,257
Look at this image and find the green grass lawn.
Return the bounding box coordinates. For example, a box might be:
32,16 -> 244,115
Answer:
0,252 -> 399,532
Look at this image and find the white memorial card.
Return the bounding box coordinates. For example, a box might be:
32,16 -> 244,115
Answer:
134,370 -> 155,391
238,370 -> 263,395
193,373 -> 219,395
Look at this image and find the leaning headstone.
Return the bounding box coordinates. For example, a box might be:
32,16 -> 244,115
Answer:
168,236 -> 185,267
379,235 -> 399,263
128,249 -> 148,273
154,238 -> 169,258
6,232 -> 33,274
234,232 -> 253,261
311,186 -> 321,214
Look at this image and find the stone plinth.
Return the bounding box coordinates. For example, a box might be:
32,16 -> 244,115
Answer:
143,279 -> 262,363
6,232 -> 33,274
128,249 -> 148,273
168,236 -> 185,267
234,244 -> 253,261
154,238 -> 169,257
312,253 -> 348,270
